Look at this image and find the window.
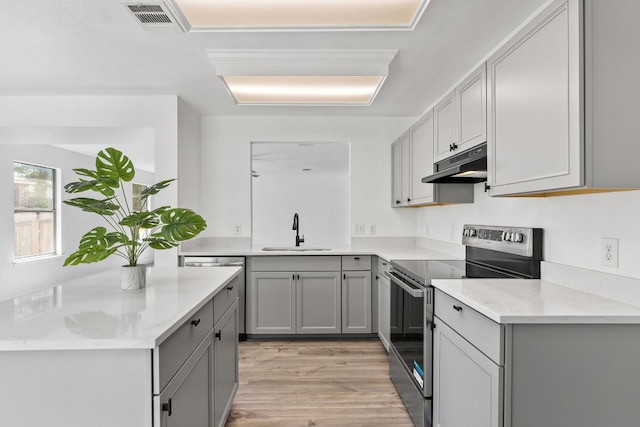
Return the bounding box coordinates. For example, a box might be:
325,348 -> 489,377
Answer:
14,162 -> 57,259
132,183 -> 148,212
132,182 -> 151,239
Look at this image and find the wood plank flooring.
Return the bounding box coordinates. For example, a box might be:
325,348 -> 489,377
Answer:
225,339 -> 413,427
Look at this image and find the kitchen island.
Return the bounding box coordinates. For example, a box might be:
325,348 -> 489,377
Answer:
0,266 -> 241,427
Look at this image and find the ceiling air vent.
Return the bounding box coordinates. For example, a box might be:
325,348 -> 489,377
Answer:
121,1 -> 189,33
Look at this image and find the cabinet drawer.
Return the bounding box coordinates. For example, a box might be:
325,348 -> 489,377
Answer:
342,255 -> 371,271
214,276 -> 239,325
251,256 -> 341,272
377,257 -> 390,274
435,289 -> 503,364
158,299 -> 214,392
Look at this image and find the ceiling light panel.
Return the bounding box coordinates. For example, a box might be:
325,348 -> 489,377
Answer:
170,0 -> 429,31
222,76 -> 384,105
208,49 -> 397,106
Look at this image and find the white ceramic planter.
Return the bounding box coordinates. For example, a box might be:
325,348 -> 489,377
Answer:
121,264 -> 147,291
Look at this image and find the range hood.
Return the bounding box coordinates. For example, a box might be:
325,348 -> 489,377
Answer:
422,144 -> 487,184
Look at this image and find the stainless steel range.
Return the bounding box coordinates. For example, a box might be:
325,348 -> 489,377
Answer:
387,224 -> 542,427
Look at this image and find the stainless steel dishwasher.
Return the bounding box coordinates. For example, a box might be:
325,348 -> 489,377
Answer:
181,256 -> 247,341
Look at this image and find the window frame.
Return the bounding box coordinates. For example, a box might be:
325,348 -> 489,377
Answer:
13,161 -> 60,261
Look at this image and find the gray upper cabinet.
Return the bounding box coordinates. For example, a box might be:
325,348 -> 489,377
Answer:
392,111 -> 474,208
410,111 -> 436,205
456,63 -> 487,152
434,63 -> 487,163
487,0 -> 640,196
391,132 -> 411,207
434,90 -> 457,162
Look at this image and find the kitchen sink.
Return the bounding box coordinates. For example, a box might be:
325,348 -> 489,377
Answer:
261,247 -> 331,252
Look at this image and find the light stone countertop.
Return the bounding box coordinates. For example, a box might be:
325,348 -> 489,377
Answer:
432,278 -> 640,324
179,242 -> 463,263
0,266 -> 241,351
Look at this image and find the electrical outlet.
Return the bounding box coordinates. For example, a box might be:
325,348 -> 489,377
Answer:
369,225 -> 377,235
354,224 -> 365,235
450,226 -> 456,242
601,237 -> 619,268
234,224 -> 242,235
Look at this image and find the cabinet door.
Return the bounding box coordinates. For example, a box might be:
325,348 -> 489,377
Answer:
249,272 -> 296,334
213,300 -> 239,427
158,332 -> 213,427
400,132 -> 411,204
487,0 -> 582,196
391,139 -> 403,207
296,272 -> 341,334
378,270 -> 391,352
456,63 -> 487,151
410,111 -> 435,205
342,271 -> 372,333
434,90 -> 457,162
433,318 -> 502,427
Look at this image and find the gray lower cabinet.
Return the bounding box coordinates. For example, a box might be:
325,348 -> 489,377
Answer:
433,318 -> 502,427
249,271 -> 341,334
434,288 -> 640,427
156,279 -> 239,427
377,258 -> 391,351
297,272 -> 342,333
248,256 -> 373,335
342,271 -> 372,333
158,331 -> 214,427
249,272 -> 296,334
213,299 -> 239,427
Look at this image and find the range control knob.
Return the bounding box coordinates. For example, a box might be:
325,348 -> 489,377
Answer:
469,229 -> 477,237
502,232 -> 510,242
514,233 -> 524,243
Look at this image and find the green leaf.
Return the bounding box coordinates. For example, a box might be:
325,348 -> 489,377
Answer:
159,208 -> 207,242
63,197 -> 120,215
145,236 -> 179,250
141,179 -> 175,201
77,227 -> 125,250
152,206 -> 171,215
96,147 -> 135,184
64,177 -> 116,197
120,211 -> 159,229
63,248 -> 118,266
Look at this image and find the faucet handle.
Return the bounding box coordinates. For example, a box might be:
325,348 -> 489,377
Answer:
299,235 -> 305,244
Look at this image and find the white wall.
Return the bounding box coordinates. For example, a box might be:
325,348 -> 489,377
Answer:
415,184 -> 640,279
0,145 -> 154,300
200,115 -> 417,239
0,95 -> 184,299
252,173 -> 349,246
178,100 -> 201,212
0,95 -> 180,270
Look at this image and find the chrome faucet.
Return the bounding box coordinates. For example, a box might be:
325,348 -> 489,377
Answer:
292,213 -> 305,247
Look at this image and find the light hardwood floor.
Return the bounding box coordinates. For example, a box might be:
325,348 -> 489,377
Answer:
225,339 -> 414,427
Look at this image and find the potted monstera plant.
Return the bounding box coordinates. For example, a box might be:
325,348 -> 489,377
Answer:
63,147 -> 207,290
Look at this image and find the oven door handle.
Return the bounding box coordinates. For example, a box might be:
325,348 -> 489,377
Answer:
389,273 -> 424,298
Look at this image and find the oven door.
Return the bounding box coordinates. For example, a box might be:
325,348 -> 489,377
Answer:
389,271 -> 433,398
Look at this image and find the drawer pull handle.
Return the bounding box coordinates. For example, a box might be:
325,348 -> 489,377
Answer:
453,305 -> 463,312
226,285 -> 234,291
191,318 -> 201,327
215,331 -> 222,341
162,398 -> 172,416
354,257 -> 360,260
